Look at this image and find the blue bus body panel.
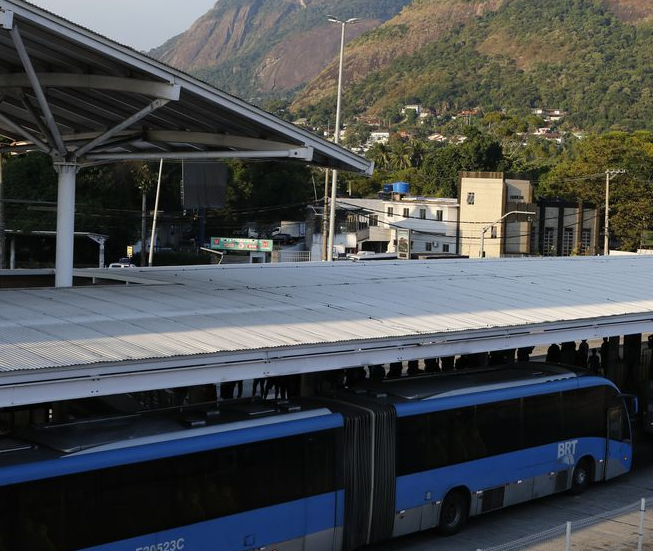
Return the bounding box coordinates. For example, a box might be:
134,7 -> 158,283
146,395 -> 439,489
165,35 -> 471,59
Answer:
0,413 -> 343,486
83,491 -> 343,551
393,376 -> 626,512
396,436 -> 619,511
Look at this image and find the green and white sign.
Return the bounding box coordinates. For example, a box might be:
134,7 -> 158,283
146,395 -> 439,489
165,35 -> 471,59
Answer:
211,237 -> 273,252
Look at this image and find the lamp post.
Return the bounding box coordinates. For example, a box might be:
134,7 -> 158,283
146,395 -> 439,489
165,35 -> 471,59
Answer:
326,16 -> 358,261
604,169 -> 626,256
480,210 -> 535,258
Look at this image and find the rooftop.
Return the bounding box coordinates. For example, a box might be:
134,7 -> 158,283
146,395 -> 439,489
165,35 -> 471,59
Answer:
1,256 -> 652,406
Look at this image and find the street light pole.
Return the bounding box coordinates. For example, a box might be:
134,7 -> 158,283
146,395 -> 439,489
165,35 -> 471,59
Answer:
480,210 -> 536,258
326,16 -> 358,261
604,169 -> 626,256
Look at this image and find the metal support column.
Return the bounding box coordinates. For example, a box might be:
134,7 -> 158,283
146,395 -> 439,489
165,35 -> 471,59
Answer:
9,236 -> 15,269
141,190 -> 147,267
0,151 -> 4,269
54,162 -> 78,287
623,334 -> 642,393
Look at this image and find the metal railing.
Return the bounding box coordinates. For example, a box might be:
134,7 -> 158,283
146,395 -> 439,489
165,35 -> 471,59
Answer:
478,497 -> 652,551
271,250 -> 313,263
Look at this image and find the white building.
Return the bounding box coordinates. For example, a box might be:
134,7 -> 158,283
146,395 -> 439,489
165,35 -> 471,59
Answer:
309,192 -> 460,259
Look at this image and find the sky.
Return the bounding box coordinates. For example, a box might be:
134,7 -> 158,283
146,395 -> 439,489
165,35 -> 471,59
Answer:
29,0 -> 217,51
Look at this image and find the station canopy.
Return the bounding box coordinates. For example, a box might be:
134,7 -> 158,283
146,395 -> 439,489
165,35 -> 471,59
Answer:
1,256 -> 652,407
0,0 -> 372,172
0,1 -> 373,287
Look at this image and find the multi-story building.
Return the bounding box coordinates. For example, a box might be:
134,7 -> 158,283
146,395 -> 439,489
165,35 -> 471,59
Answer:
458,172 -> 599,258
308,187 -> 459,259
531,198 -> 600,256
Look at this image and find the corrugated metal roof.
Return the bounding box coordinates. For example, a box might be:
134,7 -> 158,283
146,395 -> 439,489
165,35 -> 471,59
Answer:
1,256 -> 652,378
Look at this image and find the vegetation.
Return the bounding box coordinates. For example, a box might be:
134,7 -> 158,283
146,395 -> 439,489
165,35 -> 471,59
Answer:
153,0 -> 412,102
297,0 -> 653,133
541,132 -> 653,250
2,154 -> 316,266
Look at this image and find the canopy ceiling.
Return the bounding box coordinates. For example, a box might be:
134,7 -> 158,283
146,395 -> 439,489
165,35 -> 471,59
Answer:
0,0 -> 373,173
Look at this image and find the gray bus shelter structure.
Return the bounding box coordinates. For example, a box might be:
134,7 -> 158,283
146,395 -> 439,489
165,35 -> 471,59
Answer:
0,1 -> 373,287
0,256 -> 652,407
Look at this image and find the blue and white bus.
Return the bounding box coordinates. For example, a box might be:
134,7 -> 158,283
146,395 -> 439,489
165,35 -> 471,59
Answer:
0,363 -> 634,550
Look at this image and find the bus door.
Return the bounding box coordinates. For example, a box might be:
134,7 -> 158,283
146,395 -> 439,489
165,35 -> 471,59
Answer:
604,406 -> 631,480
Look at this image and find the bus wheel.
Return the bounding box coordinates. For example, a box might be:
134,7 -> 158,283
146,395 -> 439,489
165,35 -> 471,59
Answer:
439,490 -> 469,536
570,458 -> 592,495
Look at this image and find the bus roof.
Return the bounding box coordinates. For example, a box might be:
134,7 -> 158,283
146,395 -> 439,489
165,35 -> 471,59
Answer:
346,363 -> 590,403
0,399 -> 337,474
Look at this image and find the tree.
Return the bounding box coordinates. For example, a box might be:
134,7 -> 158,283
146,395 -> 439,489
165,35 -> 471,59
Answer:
541,132 -> 653,250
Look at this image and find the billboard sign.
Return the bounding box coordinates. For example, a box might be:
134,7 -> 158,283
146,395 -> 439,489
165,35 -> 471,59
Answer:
211,237 -> 273,252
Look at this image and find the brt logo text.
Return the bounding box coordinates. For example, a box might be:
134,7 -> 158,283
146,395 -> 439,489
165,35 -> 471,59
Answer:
557,439 -> 578,459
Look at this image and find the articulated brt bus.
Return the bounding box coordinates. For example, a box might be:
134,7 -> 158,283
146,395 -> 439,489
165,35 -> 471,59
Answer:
0,363 -> 634,551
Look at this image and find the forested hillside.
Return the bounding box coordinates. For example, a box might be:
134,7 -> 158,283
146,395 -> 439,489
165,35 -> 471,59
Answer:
150,0 -> 412,102
294,0 -> 653,132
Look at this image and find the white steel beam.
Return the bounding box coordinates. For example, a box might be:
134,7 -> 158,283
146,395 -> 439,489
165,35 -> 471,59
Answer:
0,73 -> 181,100
142,130 -> 299,151
9,23 -> 67,155
20,93 -> 56,145
74,98 -> 170,158
1,312 -> 652,407
0,8 -> 13,29
84,147 -> 315,162
0,109 -> 50,152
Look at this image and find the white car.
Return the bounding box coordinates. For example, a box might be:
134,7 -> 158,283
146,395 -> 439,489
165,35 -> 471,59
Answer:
108,257 -> 135,268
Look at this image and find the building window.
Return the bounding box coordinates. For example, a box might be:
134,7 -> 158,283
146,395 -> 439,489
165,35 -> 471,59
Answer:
442,244 -> 450,253
562,227 -> 574,256
466,192 -> 475,205
419,208 -> 427,220
369,214 -> 378,227
543,227 -> 555,256
403,207 -> 410,218
580,229 -> 591,254
436,210 -> 443,221
387,207 -> 393,218
490,226 -> 497,239
425,242 -> 432,252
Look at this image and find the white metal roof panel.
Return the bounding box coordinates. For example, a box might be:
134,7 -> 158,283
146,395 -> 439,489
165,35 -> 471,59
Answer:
1,256 -> 653,406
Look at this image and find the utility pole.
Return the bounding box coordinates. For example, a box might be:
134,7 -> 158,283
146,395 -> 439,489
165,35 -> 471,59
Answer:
604,169 -> 626,256
322,169 -> 329,261
148,159 -> 164,267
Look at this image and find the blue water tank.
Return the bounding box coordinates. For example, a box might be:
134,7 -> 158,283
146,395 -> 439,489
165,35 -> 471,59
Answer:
383,183 -> 394,193
393,182 -> 410,194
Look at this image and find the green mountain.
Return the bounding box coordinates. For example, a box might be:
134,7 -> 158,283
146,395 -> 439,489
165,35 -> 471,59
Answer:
292,0 -> 653,132
149,0 -> 413,103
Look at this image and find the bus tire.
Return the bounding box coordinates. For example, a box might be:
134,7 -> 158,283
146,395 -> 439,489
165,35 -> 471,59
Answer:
570,458 -> 592,495
438,489 -> 469,536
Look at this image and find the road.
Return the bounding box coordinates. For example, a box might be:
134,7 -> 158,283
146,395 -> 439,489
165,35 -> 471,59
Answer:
370,431 -> 653,551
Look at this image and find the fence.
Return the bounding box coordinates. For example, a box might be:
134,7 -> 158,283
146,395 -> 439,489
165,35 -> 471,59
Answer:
478,497 -> 652,551
271,250 -> 313,263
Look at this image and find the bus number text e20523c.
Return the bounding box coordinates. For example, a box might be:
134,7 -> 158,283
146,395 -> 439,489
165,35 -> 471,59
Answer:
136,538 -> 185,551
